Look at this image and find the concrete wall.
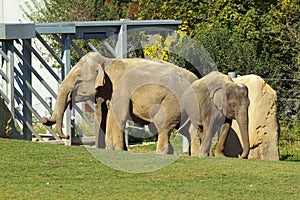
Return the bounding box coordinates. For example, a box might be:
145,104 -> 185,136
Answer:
0,0 -> 32,23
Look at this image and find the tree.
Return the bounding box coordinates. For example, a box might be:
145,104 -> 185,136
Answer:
23,0 -> 130,22
138,0 -> 299,125
138,0 -> 282,76
267,0 -> 300,122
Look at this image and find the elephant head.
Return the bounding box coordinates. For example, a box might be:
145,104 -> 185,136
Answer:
42,52 -> 110,139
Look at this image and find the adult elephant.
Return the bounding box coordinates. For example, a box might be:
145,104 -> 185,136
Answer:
183,71 -> 250,158
42,52 -> 198,154
42,52 -> 113,147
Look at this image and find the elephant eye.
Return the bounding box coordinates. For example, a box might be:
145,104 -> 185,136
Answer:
230,103 -> 236,108
198,125 -> 203,131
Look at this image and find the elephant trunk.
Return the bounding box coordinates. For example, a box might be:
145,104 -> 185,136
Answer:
42,69 -> 77,139
236,104 -> 250,158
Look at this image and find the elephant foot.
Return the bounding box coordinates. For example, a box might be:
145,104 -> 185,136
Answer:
114,145 -> 127,151
105,140 -> 114,150
42,117 -> 56,126
199,150 -> 209,158
156,143 -> 174,155
238,153 -> 248,159
59,134 -> 70,139
215,151 -> 225,157
191,152 -> 199,156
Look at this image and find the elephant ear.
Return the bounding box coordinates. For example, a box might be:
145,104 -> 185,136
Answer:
205,72 -> 226,114
95,65 -> 105,89
211,87 -> 225,112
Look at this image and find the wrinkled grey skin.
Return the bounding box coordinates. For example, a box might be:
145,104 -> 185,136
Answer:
183,71 -> 250,158
42,52 -> 198,154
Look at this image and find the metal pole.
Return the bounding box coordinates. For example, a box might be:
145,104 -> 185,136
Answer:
22,39 -> 33,140
0,42 -> 10,103
228,72 -> 237,78
3,41 -> 15,119
125,121 -> 129,147
62,34 -> 72,145
116,19 -> 128,58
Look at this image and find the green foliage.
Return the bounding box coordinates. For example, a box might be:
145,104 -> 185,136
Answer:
137,0 -> 294,77
137,0 -> 298,73
138,0 -> 299,127
143,30 -> 216,77
23,0 -> 130,22
138,0 -> 214,37
194,26 -> 280,77
143,35 -> 170,60
279,121 -> 300,160
32,116 -> 47,134
281,121 -> 300,141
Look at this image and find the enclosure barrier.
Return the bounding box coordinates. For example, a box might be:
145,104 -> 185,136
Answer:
0,20 -> 181,145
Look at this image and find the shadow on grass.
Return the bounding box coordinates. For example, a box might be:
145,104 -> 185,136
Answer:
87,148 -> 179,173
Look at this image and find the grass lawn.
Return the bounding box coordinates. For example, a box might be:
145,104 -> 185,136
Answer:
0,138 -> 300,200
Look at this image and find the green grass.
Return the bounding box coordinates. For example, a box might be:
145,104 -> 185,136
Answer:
1,139 -> 300,199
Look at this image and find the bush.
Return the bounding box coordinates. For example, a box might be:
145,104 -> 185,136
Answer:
279,121 -> 300,161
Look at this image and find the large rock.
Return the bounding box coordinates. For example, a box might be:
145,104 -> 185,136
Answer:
223,75 -> 280,160
0,97 -> 13,138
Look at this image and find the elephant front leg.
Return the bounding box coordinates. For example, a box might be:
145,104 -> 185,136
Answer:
199,114 -> 224,157
95,98 -> 106,148
215,118 -> 232,157
106,100 -> 128,151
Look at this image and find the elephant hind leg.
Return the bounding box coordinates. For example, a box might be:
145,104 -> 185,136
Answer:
199,114 -> 225,157
156,129 -> 174,154
154,117 -> 179,155
152,118 -> 176,154
151,104 -> 179,154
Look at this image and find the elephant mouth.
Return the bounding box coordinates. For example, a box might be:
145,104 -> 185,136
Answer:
227,111 -> 235,119
73,92 -> 94,102
73,83 -> 96,102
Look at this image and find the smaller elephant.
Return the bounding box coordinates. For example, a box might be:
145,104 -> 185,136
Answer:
183,71 -> 250,158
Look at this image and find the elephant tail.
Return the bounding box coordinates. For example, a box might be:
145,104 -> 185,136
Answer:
175,118 -> 190,134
